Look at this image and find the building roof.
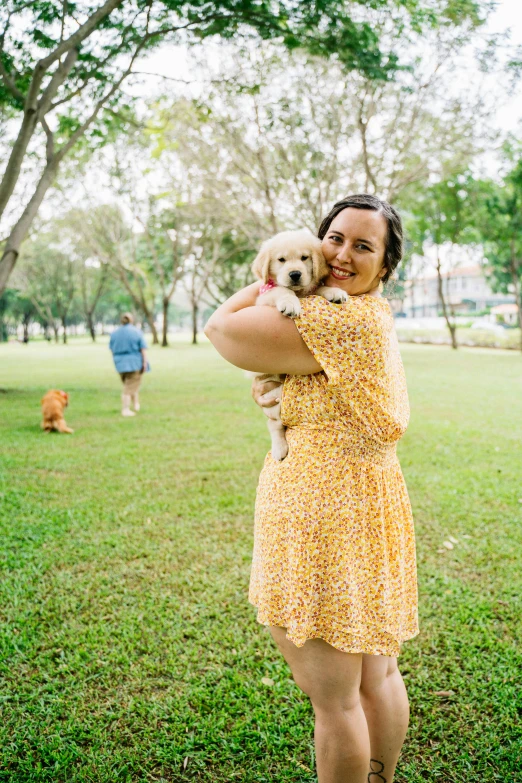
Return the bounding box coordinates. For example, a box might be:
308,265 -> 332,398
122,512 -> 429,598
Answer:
415,264 -> 484,281
491,303 -> 518,314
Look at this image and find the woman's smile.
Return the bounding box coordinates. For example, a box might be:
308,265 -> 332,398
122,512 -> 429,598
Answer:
329,266 -> 356,280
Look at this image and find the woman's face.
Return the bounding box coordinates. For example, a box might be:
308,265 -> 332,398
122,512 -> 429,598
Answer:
321,208 -> 387,296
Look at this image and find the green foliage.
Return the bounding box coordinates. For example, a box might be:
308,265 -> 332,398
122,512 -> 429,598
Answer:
14,231 -> 83,333
473,148 -> 522,296
0,340 -> 521,781
0,288 -> 22,340
401,172 -> 482,248
204,231 -> 257,304
0,0 -> 495,130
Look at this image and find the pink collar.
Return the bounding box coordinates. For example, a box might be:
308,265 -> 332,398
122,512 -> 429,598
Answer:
259,278 -> 277,295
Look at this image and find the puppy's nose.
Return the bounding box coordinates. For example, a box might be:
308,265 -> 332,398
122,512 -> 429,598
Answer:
289,271 -> 302,282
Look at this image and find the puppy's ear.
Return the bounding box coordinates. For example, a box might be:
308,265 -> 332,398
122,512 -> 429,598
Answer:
251,242 -> 272,282
311,241 -> 329,283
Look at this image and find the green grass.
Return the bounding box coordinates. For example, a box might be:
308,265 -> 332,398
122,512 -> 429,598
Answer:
0,338 -> 521,782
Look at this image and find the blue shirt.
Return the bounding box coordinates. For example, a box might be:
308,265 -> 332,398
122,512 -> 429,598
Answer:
109,324 -> 147,373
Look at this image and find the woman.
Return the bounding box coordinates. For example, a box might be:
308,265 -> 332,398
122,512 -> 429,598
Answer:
109,312 -> 148,417
204,194 -> 418,783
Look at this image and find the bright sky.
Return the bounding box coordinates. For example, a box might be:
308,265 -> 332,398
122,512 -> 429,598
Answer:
486,0 -> 522,131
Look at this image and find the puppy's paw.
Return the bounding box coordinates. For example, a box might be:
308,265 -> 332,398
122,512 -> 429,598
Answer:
271,441 -> 289,461
277,298 -> 301,318
317,286 -> 349,304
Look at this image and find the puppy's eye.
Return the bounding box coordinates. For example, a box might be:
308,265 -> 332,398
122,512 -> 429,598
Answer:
301,255 -> 309,261
278,257 -> 286,263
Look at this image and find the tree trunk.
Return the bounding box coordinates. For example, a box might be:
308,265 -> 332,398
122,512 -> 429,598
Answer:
0,112 -> 40,224
144,312 -> 159,345
62,317 -> 67,344
23,318 -> 30,342
436,251 -> 458,350
162,298 -> 169,347
53,323 -> 59,343
192,301 -> 198,345
0,156 -> 60,295
86,311 -> 96,341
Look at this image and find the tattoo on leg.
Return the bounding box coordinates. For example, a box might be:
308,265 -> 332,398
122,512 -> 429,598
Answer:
368,758 -> 387,783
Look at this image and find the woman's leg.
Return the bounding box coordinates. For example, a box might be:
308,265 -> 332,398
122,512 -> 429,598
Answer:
269,626 -> 370,783
359,654 -> 410,783
130,372 -> 142,411
121,374 -> 136,417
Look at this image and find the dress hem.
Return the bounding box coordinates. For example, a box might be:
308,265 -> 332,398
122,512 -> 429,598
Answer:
249,599 -> 419,657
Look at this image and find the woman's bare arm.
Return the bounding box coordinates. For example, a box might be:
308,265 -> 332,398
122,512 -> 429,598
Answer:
204,282 -> 322,375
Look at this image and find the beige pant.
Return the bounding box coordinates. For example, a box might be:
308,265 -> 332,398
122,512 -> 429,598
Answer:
120,371 -> 142,396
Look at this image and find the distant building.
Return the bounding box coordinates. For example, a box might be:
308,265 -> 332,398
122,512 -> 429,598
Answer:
403,265 -> 515,318
490,302 -> 519,326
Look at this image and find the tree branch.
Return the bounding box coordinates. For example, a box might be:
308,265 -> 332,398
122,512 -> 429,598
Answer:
34,0 -> 123,76
40,116 -> 55,162
38,46 -> 79,115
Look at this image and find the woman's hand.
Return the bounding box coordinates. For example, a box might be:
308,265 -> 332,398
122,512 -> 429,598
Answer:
251,375 -> 283,408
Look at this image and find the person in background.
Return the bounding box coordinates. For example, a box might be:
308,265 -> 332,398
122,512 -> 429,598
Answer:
109,312 -> 148,417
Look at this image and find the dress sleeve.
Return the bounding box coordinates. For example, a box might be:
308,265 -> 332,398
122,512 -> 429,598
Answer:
294,295 -> 369,386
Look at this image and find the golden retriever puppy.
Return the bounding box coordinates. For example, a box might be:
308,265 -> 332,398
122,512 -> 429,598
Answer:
249,229 -> 347,460
252,228 -> 347,317
41,389 -> 74,434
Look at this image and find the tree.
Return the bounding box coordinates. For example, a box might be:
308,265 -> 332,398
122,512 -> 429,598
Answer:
203,232 -> 257,306
183,220 -> 226,344
80,260 -> 110,342
0,0 -> 447,295
69,205 -> 160,343
0,288 -> 35,341
0,289 -> 13,340
401,174 -> 480,348
9,292 -> 36,342
149,12 -> 500,257
134,208 -> 190,347
14,234 -> 80,343
56,208 -> 113,341
476,149 -> 522,350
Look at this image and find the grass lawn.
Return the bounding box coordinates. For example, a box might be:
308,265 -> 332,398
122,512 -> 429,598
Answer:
0,338 -> 521,782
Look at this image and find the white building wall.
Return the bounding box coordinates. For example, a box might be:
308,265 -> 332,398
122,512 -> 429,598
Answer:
404,268 -> 515,318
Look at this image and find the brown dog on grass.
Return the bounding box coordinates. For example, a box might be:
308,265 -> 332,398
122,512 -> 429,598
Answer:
41,389 -> 74,434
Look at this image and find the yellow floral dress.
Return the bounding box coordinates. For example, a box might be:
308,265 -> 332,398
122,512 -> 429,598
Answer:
248,295 -> 419,657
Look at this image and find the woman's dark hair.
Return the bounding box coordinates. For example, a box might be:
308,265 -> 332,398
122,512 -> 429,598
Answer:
317,194 -> 403,284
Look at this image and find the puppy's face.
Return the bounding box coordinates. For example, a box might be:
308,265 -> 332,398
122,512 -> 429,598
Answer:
269,250 -> 314,291
252,230 -> 328,291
